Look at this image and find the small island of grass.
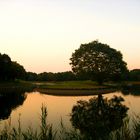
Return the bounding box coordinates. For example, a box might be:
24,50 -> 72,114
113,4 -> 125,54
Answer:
33,80 -> 118,96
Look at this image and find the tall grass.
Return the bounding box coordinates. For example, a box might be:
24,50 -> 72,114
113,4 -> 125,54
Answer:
0,105 -> 56,140
59,117 -> 140,140
0,106 -> 140,140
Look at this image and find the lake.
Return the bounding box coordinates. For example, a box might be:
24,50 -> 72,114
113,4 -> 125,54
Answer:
0,90 -> 140,132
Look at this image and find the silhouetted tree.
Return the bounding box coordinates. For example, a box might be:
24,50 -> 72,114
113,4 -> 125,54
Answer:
54,71 -> 76,81
46,72 -> 56,81
26,72 -> 38,81
36,71 -> 76,81
129,69 -> 140,81
11,61 -> 26,80
37,72 -> 52,81
0,53 -> 26,81
0,53 -> 12,80
70,40 -> 128,84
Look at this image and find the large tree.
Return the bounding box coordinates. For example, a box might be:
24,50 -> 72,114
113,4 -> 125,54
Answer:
0,53 -> 12,80
70,40 -> 128,84
0,53 -> 26,81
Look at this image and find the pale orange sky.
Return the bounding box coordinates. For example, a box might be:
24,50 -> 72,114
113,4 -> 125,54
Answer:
0,0 -> 140,73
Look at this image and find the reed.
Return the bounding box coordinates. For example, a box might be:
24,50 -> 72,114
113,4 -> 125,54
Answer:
0,106 -> 140,140
0,105 -> 56,140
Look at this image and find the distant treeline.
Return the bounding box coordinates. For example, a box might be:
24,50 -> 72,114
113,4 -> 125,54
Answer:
26,71 -> 77,81
26,69 -> 140,81
129,69 -> 140,81
0,53 -> 140,82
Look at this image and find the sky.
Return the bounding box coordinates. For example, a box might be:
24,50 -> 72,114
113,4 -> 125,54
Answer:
0,0 -> 140,73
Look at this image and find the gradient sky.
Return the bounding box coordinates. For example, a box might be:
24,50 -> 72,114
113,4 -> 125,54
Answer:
0,0 -> 140,73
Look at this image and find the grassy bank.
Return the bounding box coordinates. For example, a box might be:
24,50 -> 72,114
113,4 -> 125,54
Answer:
0,80 -> 139,96
0,80 -> 35,94
121,81 -> 140,90
34,81 -> 118,89
1,80 -> 140,90
34,81 -> 110,89
33,81 -> 118,95
34,80 -> 140,96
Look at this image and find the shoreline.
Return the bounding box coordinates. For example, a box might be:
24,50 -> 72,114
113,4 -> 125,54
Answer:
36,88 -> 117,96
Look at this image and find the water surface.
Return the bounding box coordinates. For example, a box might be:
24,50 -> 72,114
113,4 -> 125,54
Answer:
0,90 -> 140,131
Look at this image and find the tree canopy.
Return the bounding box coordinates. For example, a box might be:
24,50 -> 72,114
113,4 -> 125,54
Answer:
0,53 -> 26,81
70,40 -> 128,84
26,71 -> 77,81
129,69 -> 140,81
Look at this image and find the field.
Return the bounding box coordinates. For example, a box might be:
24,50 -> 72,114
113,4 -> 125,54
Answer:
34,80 -> 107,89
33,80 -> 117,95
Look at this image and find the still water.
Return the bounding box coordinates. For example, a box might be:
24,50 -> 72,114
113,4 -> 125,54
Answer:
0,90 -> 140,131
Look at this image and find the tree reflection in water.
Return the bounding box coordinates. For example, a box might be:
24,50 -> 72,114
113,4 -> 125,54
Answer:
70,94 -> 129,140
121,89 -> 140,96
0,91 -> 27,120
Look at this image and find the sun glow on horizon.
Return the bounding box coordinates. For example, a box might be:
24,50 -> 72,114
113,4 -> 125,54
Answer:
0,0 -> 140,73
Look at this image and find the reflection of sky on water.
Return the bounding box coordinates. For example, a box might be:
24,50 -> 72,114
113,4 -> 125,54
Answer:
0,91 -> 140,130
104,91 -> 140,116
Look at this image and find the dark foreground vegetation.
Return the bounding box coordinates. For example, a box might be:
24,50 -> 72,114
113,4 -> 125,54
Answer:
0,95 -> 140,140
